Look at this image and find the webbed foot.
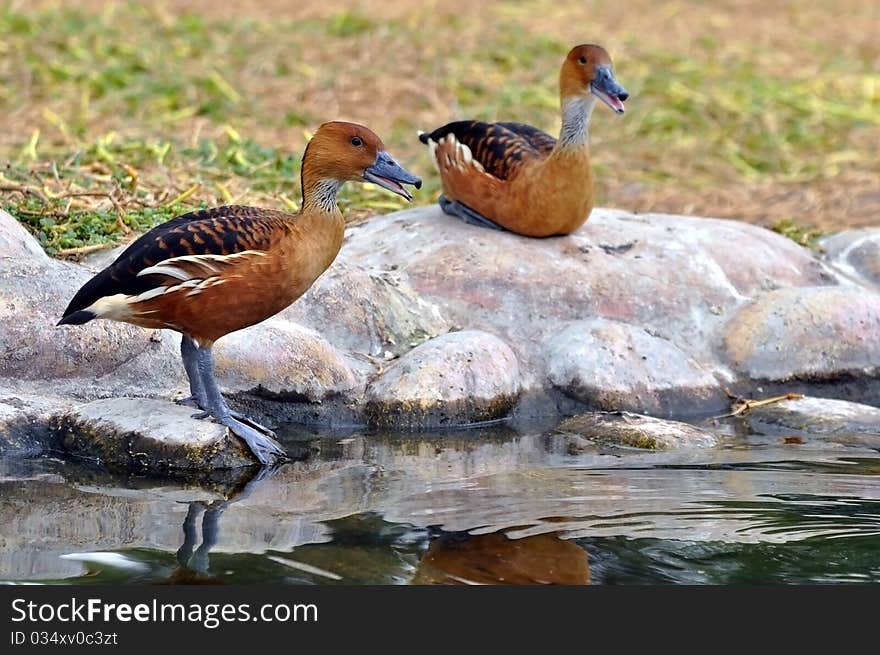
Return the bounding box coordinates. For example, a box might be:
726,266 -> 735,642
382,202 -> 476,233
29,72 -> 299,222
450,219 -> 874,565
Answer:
191,408 -> 277,439
219,415 -> 288,466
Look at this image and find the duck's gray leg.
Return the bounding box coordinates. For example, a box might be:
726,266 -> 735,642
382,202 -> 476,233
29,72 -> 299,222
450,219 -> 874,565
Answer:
195,346 -> 288,466
180,335 -> 278,439
176,334 -> 209,409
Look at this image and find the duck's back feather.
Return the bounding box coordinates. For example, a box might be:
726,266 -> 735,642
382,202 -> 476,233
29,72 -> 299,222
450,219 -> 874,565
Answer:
495,122 -> 557,155
420,120 -> 554,181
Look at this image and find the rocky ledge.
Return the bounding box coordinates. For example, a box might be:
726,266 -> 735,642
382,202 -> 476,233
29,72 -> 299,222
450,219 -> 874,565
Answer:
2,205 -> 880,468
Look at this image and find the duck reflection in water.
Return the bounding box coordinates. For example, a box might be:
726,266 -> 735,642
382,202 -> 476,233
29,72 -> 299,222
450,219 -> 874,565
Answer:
161,465 -> 282,585
412,529 -> 590,585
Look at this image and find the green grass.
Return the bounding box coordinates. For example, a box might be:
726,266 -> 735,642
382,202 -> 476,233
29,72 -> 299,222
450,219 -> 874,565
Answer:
1,1 -> 878,256
770,218 -> 825,251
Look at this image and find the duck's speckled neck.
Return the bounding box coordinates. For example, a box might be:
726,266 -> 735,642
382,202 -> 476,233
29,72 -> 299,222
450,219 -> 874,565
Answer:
301,178 -> 342,214
558,95 -> 596,149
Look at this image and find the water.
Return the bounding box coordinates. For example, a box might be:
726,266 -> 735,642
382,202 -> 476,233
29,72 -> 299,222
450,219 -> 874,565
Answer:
2,425 -> 880,585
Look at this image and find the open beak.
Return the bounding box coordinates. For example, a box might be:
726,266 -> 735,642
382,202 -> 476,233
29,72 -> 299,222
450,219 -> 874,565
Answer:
590,66 -> 629,114
364,152 -> 422,201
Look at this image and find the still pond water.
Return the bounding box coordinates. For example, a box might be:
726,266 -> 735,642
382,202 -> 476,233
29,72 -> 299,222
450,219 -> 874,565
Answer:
2,422 -> 880,585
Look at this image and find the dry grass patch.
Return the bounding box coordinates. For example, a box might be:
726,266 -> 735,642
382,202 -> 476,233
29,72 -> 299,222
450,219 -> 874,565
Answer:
2,0 -> 878,255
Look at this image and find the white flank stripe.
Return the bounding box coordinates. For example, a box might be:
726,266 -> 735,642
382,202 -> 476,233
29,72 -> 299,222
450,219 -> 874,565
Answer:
137,251 -> 267,281
132,286 -> 168,302
138,264 -> 190,281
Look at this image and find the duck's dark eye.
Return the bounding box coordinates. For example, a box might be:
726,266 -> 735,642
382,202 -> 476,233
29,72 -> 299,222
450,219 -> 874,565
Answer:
578,56 -> 587,65
351,136 -> 363,147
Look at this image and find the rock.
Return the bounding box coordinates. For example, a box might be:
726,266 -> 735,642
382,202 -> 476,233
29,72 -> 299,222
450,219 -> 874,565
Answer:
0,208 -> 48,261
555,411 -> 720,449
283,262 -> 449,358
54,398 -> 258,470
0,388 -> 71,455
745,396 -> 880,435
340,206 -> 837,401
821,229 -> 880,288
544,318 -> 724,414
365,330 -> 521,428
7,202 -> 880,441
214,319 -> 357,401
79,243 -> 127,271
723,286 -> 880,381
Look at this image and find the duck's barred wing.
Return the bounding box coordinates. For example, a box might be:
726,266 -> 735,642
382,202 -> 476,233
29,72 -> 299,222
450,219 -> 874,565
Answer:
420,120 -> 555,180
60,205 -> 289,322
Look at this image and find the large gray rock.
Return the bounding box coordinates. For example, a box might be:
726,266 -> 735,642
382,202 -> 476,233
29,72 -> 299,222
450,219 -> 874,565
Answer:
54,398 -> 257,470
544,318 -> 724,414
0,387 -> 71,455
365,330 -> 521,428
723,286 -> 880,381
340,206 -> 837,395
554,411 -> 721,450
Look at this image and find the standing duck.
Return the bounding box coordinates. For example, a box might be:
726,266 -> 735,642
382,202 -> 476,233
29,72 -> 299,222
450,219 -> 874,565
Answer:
57,121 -> 421,466
419,44 -> 628,237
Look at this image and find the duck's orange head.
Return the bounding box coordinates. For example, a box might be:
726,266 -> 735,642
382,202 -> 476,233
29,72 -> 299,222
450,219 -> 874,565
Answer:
302,121 -> 422,201
560,44 -> 629,114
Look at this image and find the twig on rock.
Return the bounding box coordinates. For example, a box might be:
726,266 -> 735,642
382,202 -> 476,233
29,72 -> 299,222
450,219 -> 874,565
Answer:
714,389 -> 804,419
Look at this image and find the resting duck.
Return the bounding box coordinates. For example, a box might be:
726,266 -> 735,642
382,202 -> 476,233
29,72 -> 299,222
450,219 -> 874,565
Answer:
58,121 -> 421,466
419,44 -> 628,237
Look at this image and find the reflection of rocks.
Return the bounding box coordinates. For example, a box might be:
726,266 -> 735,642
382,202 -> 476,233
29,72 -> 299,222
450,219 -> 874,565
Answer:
0,456 -> 362,581
412,531 -> 589,585
745,396 -> 880,436
356,429 -> 550,482
5,428 -> 880,582
556,411 -> 720,450
545,319 -> 724,414
383,460 -> 880,543
365,330 -> 521,428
